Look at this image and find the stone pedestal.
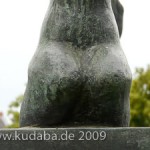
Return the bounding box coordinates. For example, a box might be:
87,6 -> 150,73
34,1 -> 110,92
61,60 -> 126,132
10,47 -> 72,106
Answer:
0,128 -> 150,150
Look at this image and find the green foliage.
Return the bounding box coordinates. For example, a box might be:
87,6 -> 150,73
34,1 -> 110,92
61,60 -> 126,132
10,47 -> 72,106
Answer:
130,66 -> 150,127
6,95 -> 23,128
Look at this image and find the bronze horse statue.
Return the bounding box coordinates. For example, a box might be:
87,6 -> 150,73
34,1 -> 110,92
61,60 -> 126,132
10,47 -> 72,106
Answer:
20,0 -> 131,127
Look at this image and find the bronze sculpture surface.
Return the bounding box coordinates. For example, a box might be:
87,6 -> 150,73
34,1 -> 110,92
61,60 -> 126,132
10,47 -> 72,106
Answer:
20,0 -> 132,127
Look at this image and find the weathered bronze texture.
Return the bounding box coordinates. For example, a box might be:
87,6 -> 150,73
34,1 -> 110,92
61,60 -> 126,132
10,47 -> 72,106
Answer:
20,0 -> 132,127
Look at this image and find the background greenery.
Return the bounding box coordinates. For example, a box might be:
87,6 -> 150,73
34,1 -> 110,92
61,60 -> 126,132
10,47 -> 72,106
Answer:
6,66 -> 150,128
130,66 -> 150,126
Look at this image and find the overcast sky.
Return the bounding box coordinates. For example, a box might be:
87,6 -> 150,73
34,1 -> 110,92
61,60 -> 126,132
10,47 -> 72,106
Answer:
0,0 -> 150,123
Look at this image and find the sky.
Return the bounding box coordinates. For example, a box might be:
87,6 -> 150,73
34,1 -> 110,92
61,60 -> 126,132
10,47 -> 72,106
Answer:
0,0 -> 150,124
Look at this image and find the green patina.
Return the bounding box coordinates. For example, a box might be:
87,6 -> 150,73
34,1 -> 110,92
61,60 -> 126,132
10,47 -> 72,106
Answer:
41,0 -> 118,49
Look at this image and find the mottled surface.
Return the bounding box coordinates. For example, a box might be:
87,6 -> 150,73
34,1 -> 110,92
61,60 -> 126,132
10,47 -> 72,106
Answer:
0,128 -> 150,150
111,0 -> 124,37
20,0 -> 132,127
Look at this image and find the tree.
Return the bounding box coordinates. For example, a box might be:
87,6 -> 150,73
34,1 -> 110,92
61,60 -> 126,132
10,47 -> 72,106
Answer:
7,95 -> 23,128
130,66 -> 150,127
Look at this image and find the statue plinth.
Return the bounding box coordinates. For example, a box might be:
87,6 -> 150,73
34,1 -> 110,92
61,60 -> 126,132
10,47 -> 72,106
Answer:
0,128 -> 150,150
